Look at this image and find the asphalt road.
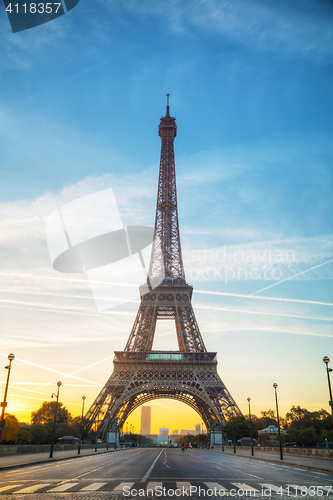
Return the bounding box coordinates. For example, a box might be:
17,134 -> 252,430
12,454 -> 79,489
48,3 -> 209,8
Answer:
0,448 -> 332,498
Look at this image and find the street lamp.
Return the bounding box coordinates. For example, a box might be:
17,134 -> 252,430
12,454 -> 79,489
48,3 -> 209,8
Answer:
0,353 -> 15,443
273,383 -> 283,461
323,356 -> 333,422
78,395 -> 86,455
247,397 -> 254,456
50,381 -> 62,458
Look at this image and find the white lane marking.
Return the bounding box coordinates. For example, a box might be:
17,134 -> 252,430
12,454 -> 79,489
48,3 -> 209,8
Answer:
204,482 -> 228,492
0,484 -> 21,492
47,482 -> 78,492
141,449 -> 163,482
15,484 -> 51,493
80,482 -> 107,491
231,483 -> 260,492
259,483 -> 288,494
176,482 -> 192,492
147,482 -> 163,490
113,482 -> 134,491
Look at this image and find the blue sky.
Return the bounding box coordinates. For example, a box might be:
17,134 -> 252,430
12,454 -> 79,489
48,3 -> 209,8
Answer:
0,0 -> 333,426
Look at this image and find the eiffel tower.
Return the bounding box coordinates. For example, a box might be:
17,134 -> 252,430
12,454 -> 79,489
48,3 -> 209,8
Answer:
85,96 -> 242,446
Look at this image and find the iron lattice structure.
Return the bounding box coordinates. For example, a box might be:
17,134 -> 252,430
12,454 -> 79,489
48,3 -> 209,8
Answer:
85,97 -> 242,441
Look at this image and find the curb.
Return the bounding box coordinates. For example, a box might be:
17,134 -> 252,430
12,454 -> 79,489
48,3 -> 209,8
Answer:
0,448 -> 122,472
208,449 -> 333,475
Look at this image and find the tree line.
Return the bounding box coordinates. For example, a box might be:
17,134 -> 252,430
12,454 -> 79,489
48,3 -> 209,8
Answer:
1,401 -> 93,445
223,407 -> 333,447
1,403 -> 332,447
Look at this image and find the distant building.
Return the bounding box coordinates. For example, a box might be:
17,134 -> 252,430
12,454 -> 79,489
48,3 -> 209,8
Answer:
141,406 -> 151,435
158,428 -> 169,445
180,429 -> 196,436
195,424 -> 201,435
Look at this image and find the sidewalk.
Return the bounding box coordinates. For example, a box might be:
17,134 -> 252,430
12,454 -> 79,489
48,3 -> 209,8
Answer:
0,446 -> 122,471
210,447 -> 333,474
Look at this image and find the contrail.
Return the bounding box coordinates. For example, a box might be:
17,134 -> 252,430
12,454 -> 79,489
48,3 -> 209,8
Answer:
37,355 -> 114,389
0,272 -> 137,287
0,299 -> 135,317
195,304 -> 333,324
250,258 -> 333,296
3,393 -> 82,406
0,354 -> 101,386
11,382 -> 99,386
195,289 -> 333,307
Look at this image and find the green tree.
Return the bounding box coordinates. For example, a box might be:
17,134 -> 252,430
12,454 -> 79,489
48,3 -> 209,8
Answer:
68,416 -> 90,441
258,410 -> 277,429
0,414 -> 19,443
224,415 -> 258,442
18,428 -> 33,444
321,429 -> 333,443
31,401 -> 72,425
284,406 -> 332,446
29,423 -> 49,444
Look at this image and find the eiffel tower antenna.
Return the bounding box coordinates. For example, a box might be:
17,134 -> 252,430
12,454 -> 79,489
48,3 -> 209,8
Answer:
85,98 -> 242,446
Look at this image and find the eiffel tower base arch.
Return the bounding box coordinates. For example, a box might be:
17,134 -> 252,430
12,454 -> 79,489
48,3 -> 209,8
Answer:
86,350 -> 241,441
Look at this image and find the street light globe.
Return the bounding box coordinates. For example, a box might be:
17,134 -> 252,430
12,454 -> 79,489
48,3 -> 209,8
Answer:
8,353 -> 15,361
57,381 -> 62,387
82,395 -> 86,401
273,383 -> 278,389
323,356 -> 330,364
247,397 -> 251,402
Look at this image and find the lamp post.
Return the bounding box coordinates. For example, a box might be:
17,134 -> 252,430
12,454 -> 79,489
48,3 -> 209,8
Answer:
78,395 -> 86,455
323,356 -> 333,422
0,353 -> 15,443
50,381 -> 62,458
247,397 -> 254,456
273,383 -> 283,461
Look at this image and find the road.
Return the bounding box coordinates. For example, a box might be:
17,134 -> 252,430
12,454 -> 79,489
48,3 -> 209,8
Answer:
0,448 -> 332,498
